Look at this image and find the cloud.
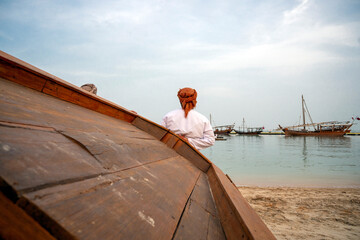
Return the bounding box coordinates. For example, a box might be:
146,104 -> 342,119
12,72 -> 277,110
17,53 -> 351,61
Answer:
169,43 -> 339,73
1,0 -> 359,130
90,4 -> 160,25
283,0 -> 311,25
284,23 -> 360,47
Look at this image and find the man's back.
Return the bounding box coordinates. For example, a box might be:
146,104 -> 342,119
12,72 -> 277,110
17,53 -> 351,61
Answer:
162,108 -> 215,150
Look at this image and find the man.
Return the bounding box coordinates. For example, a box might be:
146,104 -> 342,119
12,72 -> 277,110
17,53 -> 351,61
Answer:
81,83 -> 97,94
161,87 -> 215,150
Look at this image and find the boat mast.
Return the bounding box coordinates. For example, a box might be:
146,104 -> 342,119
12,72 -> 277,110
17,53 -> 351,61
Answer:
242,118 -> 245,132
302,95 -> 316,131
302,95 -> 306,130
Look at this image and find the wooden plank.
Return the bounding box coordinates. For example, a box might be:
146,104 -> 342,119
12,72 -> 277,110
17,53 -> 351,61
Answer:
173,173 -> 225,240
0,125 -> 104,194
42,81 -> 135,123
207,165 -> 276,240
60,129 -> 178,172
132,116 -> 168,140
190,172 -> 217,216
0,50 -> 138,122
174,202 -> 225,240
0,78 -> 142,133
208,167 -> 249,240
173,198 -> 211,240
0,50 -> 67,86
20,156 -> 201,240
173,141 -> 210,173
0,192 -> 55,240
160,132 -> 179,148
0,59 -> 46,91
207,213 -> 227,240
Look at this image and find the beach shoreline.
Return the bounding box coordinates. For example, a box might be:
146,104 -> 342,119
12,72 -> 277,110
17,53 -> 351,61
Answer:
238,186 -> 360,240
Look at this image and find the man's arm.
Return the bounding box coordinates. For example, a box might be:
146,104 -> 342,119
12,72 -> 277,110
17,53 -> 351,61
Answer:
187,121 -> 215,150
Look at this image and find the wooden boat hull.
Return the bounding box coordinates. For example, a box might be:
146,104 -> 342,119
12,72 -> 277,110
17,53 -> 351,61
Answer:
234,130 -> 262,135
279,95 -> 353,137
0,50 -> 275,240
213,125 -> 234,135
214,129 -> 231,135
283,129 -> 350,136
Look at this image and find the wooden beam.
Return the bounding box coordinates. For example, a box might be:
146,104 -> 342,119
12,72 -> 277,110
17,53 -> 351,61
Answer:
132,117 -> 168,140
42,80 -> 135,123
0,59 -> 47,91
173,141 -> 210,173
0,50 -> 137,123
207,164 -> 276,240
160,132 -> 180,148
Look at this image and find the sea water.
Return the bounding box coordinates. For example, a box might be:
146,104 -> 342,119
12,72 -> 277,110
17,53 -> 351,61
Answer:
202,135 -> 360,188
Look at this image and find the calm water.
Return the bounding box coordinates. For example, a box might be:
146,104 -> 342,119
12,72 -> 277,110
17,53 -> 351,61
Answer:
202,135 -> 360,188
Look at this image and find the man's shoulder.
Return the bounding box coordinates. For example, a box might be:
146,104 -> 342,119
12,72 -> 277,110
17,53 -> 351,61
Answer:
190,110 -> 209,122
164,109 -> 183,118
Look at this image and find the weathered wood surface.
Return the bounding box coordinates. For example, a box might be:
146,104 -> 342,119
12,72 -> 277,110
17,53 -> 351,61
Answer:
0,78 -> 178,190
20,157 -> 201,240
173,173 -> 226,240
0,125 -> 104,193
0,77 -> 223,239
60,129 -> 178,171
0,192 -> 55,240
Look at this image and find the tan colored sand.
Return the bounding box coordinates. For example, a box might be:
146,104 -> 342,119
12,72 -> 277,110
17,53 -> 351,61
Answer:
238,187 -> 360,240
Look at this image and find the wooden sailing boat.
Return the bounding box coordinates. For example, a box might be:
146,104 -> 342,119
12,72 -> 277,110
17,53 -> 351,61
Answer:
210,114 -> 234,135
213,124 -> 234,135
279,95 -> 353,136
234,118 -> 263,135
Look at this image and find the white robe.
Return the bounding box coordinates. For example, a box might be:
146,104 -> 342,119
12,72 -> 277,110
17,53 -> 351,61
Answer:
161,109 -> 215,150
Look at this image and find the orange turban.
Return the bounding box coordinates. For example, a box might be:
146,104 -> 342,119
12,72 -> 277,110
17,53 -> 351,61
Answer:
177,88 -> 197,118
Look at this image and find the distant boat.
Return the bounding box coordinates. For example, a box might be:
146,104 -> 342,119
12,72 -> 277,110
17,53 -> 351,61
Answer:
210,114 -> 235,135
234,118 -> 263,135
213,124 -> 235,135
215,134 -> 227,141
279,95 -> 353,136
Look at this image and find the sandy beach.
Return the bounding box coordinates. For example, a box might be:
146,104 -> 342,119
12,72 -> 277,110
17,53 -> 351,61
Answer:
238,187 -> 360,240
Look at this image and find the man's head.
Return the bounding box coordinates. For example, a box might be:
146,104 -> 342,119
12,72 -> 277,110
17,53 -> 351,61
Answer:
177,87 -> 197,117
81,83 -> 97,94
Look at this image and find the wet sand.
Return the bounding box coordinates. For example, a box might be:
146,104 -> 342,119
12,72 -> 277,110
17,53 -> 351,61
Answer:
238,187 -> 360,240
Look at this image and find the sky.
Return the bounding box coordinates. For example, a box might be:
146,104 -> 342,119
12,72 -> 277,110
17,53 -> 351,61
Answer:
1,0 -> 360,130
